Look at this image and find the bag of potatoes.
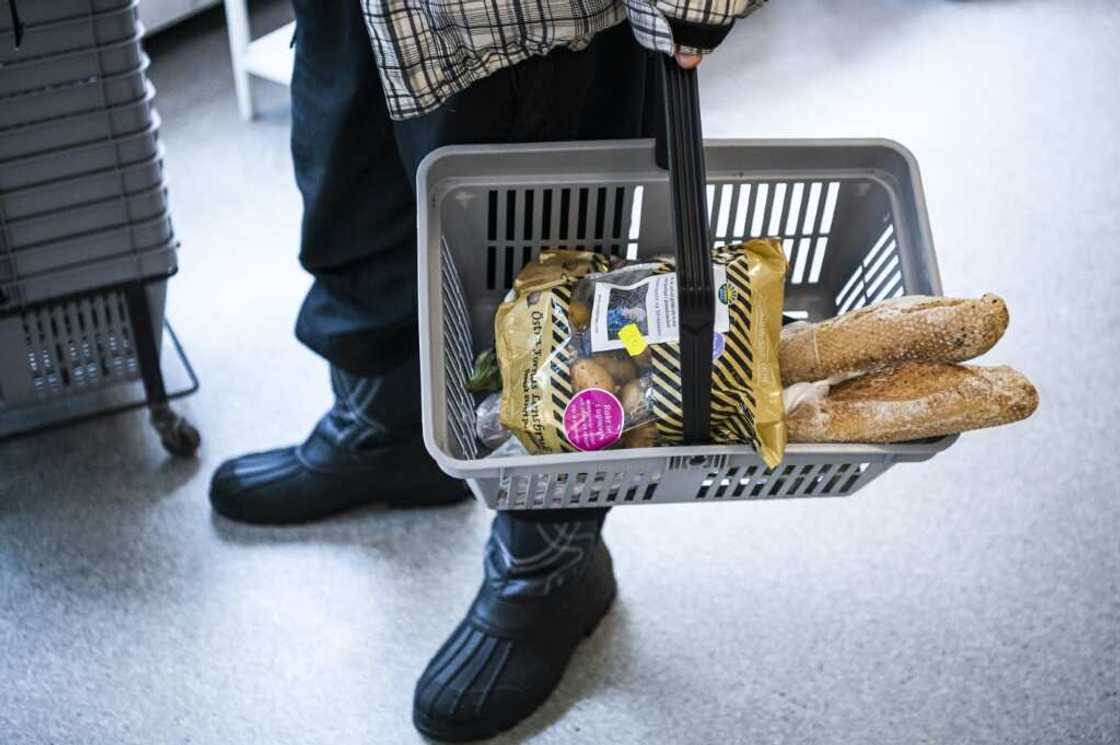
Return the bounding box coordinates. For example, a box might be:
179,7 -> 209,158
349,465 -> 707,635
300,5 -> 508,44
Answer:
494,240 -> 788,468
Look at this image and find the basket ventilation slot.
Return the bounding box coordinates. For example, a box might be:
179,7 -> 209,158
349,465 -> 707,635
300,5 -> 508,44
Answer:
496,468 -> 661,509
485,185 -> 642,290
692,461 -> 873,500
708,181 -> 840,287
483,181 -> 849,291
18,289 -> 139,401
835,222 -> 905,313
439,240 -> 479,460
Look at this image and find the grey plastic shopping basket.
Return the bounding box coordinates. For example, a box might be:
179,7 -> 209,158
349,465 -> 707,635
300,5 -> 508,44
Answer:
0,0 -> 139,64
0,27 -> 144,97
1,0 -> 133,31
0,56 -> 149,130
0,277 -> 169,436
0,111 -> 160,192
0,81 -> 155,161
0,147 -> 164,223
417,137 -> 957,510
1,183 -> 167,251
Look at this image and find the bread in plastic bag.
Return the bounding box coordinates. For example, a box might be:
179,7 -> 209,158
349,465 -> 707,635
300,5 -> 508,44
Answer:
495,240 -> 788,467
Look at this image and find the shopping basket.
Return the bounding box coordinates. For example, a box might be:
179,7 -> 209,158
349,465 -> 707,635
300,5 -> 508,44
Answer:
417,61 -> 956,510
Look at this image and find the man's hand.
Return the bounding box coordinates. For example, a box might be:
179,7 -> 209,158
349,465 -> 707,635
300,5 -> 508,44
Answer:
675,52 -> 702,69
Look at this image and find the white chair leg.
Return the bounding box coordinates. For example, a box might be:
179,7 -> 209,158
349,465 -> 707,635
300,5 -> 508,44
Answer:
223,0 -> 254,120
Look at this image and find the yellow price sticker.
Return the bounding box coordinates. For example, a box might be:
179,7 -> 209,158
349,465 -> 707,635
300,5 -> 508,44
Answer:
618,323 -> 648,357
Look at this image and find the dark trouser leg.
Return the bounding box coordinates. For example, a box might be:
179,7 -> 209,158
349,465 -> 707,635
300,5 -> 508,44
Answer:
289,0 -> 418,379
408,25 -> 653,740
293,12 -> 649,466
208,0 -> 465,524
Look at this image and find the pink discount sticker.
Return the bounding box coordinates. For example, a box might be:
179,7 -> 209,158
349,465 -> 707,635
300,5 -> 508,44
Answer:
562,388 -> 624,452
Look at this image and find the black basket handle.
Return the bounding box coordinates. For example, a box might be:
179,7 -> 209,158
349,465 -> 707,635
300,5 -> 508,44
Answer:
657,57 -> 714,445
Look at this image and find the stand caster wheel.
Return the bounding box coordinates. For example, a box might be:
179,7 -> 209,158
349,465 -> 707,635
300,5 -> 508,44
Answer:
160,417 -> 201,456
150,404 -> 201,457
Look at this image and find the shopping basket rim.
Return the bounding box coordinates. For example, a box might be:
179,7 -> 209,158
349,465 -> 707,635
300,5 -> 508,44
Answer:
417,136 -> 925,185
421,426 -> 959,478
416,135 -> 951,481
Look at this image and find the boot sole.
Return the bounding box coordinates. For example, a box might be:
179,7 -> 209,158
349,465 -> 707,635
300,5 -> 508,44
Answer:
412,581 -> 617,742
210,442 -> 470,525
211,486 -> 468,526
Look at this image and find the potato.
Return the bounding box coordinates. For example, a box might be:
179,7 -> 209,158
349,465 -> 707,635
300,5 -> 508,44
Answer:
571,359 -> 615,392
620,378 -> 652,421
568,301 -> 591,331
592,353 -> 637,385
620,423 -> 659,449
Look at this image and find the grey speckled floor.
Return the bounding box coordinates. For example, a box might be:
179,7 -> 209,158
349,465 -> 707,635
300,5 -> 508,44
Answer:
2,1 -> 1119,743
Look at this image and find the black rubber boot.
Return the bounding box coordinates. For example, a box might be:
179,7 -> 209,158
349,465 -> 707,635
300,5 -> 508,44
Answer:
210,362 -> 466,524
413,512 -> 614,741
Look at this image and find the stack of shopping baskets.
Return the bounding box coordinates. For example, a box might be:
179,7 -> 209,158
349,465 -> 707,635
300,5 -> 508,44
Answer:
0,0 -> 198,455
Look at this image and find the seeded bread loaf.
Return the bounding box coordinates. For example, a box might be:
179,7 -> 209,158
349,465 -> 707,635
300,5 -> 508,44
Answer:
786,362 -> 1038,443
780,294 -> 1010,386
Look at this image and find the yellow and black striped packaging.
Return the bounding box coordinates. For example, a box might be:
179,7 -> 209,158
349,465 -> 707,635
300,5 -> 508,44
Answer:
496,240 -> 788,468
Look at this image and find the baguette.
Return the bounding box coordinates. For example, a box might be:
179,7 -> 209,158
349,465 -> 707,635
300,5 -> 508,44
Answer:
780,294 -> 1010,386
786,362 -> 1038,443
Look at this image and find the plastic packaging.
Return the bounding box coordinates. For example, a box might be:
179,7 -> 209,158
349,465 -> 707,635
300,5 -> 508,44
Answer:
485,436 -> 529,459
474,392 -> 511,449
495,241 -> 788,467
782,380 -> 831,415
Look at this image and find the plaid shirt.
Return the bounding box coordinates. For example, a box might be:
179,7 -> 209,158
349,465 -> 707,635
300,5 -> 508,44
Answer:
362,0 -> 768,120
